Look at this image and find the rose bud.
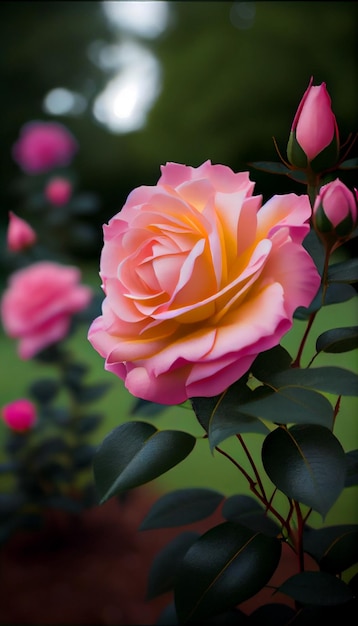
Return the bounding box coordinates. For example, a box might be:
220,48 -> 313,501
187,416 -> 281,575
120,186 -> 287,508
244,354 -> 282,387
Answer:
12,121 -> 78,175
313,179 -> 358,241
1,399 -> 37,432
45,177 -> 73,206
7,211 -> 37,252
287,77 -> 339,171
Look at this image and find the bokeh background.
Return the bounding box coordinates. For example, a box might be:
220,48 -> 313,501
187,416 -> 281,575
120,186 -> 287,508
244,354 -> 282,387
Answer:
0,1 -> 357,525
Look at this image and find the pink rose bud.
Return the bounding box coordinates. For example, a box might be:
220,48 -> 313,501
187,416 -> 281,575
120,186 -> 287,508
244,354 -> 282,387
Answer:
45,177 -> 73,206
7,211 -> 37,252
313,179 -> 358,240
1,399 -> 37,432
287,77 -> 339,171
12,121 -> 78,175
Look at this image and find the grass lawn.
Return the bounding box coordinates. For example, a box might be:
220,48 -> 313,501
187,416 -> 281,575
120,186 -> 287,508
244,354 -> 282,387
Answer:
1,271 -> 357,530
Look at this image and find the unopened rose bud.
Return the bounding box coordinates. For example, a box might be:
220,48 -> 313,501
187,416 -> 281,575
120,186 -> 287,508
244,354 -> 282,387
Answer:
287,77 -> 339,171
1,399 -> 37,432
45,177 -> 72,206
7,211 -> 37,252
313,179 -> 358,241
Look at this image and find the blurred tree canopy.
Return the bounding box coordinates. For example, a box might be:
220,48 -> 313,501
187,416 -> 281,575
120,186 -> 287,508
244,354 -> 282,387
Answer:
1,1 -> 357,257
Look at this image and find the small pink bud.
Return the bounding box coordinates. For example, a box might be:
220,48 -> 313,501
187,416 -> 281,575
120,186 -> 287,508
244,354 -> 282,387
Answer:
7,211 -> 37,252
12,121 -> 78,175
45,177 -> 73,206
313,178 -> 358,240
287,77 -> 339,170
1,399 -> 37,432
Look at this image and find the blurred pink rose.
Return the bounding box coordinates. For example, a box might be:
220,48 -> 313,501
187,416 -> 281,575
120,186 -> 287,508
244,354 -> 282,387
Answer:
287,77 -> 339,167
313,178 -> 358,239
1,262 -> 92,359
88,160 -> 320,405
45,177 -> 73,206
7,211 -> 37,252
12,121 -> 78,174
1,399 -> 37,432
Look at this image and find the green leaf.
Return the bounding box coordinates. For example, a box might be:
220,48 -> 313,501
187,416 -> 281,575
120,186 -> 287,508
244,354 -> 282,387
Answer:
302,229 -> 325,275
93,422 -> 196,503
338,157 -> 358,169
262,425 -> 346,517
147,531 -> 200,599
222,495 -> 281,537
140,488 -> 224,530
191,375 -> 251,433
208,410 -> 269,451
303,525 -> 358,574
238,386 -> 334,428
251,345 -> 293,381
278,571 -> 354,606
294,283 -> 357,319
345,450 -> 358,487
29,378 -> 60,404
248,161 -> 292,175
316,326 -> 358,354
174,521 -> 281,623
327,258 -> 358,284
130,398 -> 168,417
266,366 -> 358,396
75,382 -> 112,403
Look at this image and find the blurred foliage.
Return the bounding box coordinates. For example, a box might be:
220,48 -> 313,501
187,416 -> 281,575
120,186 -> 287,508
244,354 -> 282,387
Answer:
1,1 -> 357,256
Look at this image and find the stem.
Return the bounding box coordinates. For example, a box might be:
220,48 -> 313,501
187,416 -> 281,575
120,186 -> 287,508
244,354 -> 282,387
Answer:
215,444 -> 289,532
292,311 -> 317,368
236,434 -> 267,501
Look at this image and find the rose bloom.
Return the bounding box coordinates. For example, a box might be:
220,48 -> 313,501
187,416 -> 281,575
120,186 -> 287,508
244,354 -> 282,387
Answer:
7,211 -> 37,252
88,161 -> 321,405
1,399 -> 37,432
1,262 -> 92,359
45,177 -> 73,206
12,121 -> 78,174
313,178 -> 357,233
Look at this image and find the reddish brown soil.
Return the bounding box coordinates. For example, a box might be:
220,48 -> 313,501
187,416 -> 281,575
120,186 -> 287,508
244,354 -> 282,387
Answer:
0,487 -> 304,625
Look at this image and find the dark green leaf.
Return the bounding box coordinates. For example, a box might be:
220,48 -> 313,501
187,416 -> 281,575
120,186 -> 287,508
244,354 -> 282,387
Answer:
278,571 -> 354,606
140,488 -> 224,530
303,525 -> 358,574
345,450 -> 358,487
316,326 -> 358,354
29,378 -> 60,404
222,495 -> 281,537
262,425 -> 346,517
302,229 -> 325,275
238,386 -> 334,428
72,444 -> 95,469
266,366 -> 358,396
338,157 -> 358,169
251,345 -> 293,381
93,422 -> 196,503
191,375 -> 251,433
208,410 -> 269,450
74,413 -> 102,434
75,382 -> 112,403
174,521 -> 281,623
327,258 -> 358,284
249,603 -> 295,625
130,398 -> 168,417
294,283 -> 357,319
248,161 -> 292,175
147,531 -> 200,599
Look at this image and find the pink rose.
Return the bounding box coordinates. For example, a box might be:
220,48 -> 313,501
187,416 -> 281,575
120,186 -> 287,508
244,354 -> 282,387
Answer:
1,262 -> 92,359
12,121 -> 78,174
1,399 -> 37,432
88,160 -> 320,405
45,177 -> 73,206
287,77 -> 339,168
7,211 -> 37,252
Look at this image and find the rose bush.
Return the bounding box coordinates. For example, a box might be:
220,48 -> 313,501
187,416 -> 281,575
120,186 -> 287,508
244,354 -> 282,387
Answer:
1,261 -> 92,359
88,160 -> 321,405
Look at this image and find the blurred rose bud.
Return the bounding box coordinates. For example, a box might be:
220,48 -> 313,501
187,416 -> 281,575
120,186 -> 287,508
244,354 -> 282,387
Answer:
287,77 -> 339,171
1,399 -> 37,432
12,121 -> 78,174
45,177 -> 73,206
7,211 -> 37,252
313,178 -> 358,240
